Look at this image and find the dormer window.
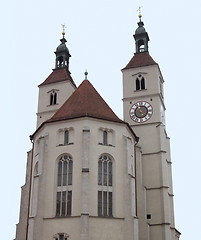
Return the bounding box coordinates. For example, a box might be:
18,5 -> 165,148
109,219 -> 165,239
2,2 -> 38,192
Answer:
50,91 -> 57,105
136,74 -> 145,91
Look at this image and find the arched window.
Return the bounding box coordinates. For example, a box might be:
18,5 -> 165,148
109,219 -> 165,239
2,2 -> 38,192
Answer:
50,91 -> 57,105
54,92 -> 57,104
138,39 -> 145,52
56,154 -> 73,217
136,78 -> 140,90
58,56 -> 64,67
98,155 -> 113,217
50,93 -> 54,105
141,77 -> 145,89
136,74 -> 146,91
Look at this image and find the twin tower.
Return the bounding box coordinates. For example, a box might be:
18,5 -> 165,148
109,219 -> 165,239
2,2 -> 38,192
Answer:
15,16 -> 181,240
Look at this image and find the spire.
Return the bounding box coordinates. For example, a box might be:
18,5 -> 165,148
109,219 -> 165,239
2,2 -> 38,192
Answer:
134,8 -> 150,54
55,24 -> 71,70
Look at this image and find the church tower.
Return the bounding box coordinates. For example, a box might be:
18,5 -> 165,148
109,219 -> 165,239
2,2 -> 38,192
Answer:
36,31 -> 76,128
15,16 -> 180,240
15,29 -> 139,240
122,13 -> 180,240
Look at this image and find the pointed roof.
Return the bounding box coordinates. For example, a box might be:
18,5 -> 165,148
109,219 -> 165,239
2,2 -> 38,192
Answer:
30,79 -> 138,141
47,80 -> 123,123
38,68 -> 76,87
122,52 -> 157,70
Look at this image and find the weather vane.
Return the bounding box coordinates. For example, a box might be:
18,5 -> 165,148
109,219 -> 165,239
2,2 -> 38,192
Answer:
61,24 -> 66,36
137,6 -> 143,20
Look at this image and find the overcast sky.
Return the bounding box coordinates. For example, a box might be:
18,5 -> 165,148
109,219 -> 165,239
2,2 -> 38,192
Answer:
1,0 -> 201,239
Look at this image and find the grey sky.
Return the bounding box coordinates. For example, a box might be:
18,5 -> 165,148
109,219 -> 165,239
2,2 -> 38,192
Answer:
1,1 -> 201,239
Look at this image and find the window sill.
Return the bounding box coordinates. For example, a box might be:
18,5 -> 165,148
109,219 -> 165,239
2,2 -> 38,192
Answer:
54,215 -> 72,218
46,103 -> 59,107
43,215 -> 125,220
134,88 -> 147,92
34,174 -> 40,178
56,142 -> 74,147
97,215 -> 114,218
98,143 -> 114,147
95,215 -> 124,220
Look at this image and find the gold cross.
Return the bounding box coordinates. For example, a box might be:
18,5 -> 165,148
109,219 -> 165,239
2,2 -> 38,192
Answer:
137,6 -> 142,14
137,6 -> 143,19
61,24 -> 66,36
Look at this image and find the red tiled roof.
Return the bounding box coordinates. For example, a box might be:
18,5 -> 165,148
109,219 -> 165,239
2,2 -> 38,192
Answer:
38,68 -> 76,87
47,80 -> 123,123
123,52 -> 157,70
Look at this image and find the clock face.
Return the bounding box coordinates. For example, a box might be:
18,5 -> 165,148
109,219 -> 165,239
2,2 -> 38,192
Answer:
129,101 -> 153,123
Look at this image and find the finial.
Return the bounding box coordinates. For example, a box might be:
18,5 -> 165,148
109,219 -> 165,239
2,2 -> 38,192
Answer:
137,6 -> 143,21
61,24 -> 66,36
84,70 -> 88,80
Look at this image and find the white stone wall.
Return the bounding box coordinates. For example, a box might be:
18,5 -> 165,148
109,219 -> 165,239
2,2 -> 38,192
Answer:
22,117 -> 138,240
36,80 -> 76,128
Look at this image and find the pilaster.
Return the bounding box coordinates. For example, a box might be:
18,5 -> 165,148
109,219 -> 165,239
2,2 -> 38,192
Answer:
80,128 -> 90,240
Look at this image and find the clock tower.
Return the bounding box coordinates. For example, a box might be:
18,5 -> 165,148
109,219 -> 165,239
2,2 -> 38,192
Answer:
122,14 -> 180,240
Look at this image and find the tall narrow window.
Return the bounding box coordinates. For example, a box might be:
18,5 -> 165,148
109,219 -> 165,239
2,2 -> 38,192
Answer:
136,74 -> 146,91
136,78 -> 140,90
64,130 -> 69,145
103,131 -> 108,145
98,155 -> 113,217
50,93 -> 54,105
50,91 -> 57,105
56,154 -> 73,217
54,92 -> 57,104
141,77 -> 145,89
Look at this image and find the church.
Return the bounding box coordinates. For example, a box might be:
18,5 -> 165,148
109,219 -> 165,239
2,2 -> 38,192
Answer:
14,14 -> 181,240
